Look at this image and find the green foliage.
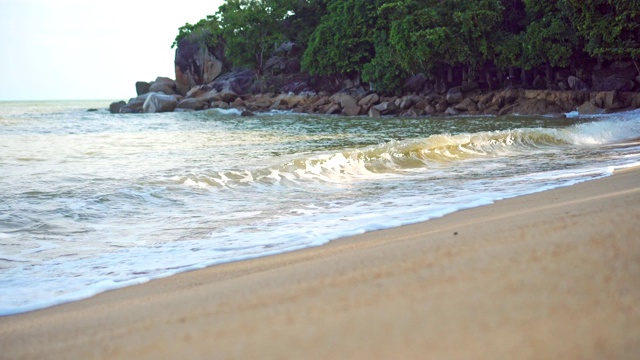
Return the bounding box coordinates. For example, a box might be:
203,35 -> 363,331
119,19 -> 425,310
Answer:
301,0 -> 381,76
563,0 -> 640,59
171,15 -> 222,49
175,0 -> 640,92
362,31 -> 407,93
520,0 -> 578,69
217,0 -> 298,74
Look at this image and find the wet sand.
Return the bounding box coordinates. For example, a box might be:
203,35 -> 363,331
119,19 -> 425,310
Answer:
1,168 -> 639,359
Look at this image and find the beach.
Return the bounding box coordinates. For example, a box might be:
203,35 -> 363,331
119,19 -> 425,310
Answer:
1,166 -> 638,359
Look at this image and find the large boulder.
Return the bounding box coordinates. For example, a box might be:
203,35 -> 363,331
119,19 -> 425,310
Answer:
135,81 -> 151,96
358,93 -> 380,107
404,74 -> 428,93
177,98 -> 206,111
568,76 -> 589,91
454,98 -> 478,112
109,101 -> 126,114
577,101 -> 606,115
210,69 -> 256,95
149,77 -> 176,95
174,37 -> 225,95
592,61 -> 637,92
122,93 -> 153,113
446,87 -> 464,104
143,93 -> 178,113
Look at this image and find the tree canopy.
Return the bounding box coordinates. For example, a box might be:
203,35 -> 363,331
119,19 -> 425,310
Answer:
175,0 -> 640,93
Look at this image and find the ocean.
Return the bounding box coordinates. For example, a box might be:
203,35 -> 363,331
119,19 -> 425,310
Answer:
1,100 -> 640,315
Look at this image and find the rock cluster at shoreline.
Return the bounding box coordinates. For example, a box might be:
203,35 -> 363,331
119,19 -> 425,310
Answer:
110,76 -> 640,117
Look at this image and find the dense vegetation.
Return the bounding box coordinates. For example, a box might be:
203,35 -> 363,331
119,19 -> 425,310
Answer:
174,0 -> 640,93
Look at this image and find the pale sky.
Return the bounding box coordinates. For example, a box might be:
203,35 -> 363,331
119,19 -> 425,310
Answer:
0,0 -> 224,100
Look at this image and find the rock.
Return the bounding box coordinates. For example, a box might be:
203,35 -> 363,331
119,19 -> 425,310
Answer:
454,98 -> 478,112
444,107 -> 459,116
577,101 -> 605,115
232,98 -> 246,109
358,93 -> 380,107
218,89 -> 238,103
143,93 -> 178,113
400,109 -> 418,117
186,85 -> 210,98
241,110 -> 254,117
435,101 -> 449,113
147,78 -> 176,95
404,74 -> 428,92
446,87 -> 463,104
174,37 -> 224,95
136,81 -> 151,96
325,103 -> 342,115
368,107 -> 381,118
568,76 -> 589,91
434,81 -> 448,94
210,101 -> 230,109
312,97 -> 330,108
253,95 -> 273,109
460,81 -> 479,93
513,99 -> 563,115
195,89 -> 220,102
125,93 -> 153,113
414,99 -> 431,111
424,104 -> 436,115
149,82 -> 175,95
177,98 -> 206,111
592,63 -> 637,92
109,101 -> 126,114
337,94 -> 358,109
373,101 -> 398,115
343,104 -> 362,116
87,108 -> 98,112
210,69 -> 256,95
399,95 -> 423,110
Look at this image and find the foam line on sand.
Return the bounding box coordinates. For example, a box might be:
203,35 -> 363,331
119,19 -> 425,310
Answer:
1,168 -> 640,359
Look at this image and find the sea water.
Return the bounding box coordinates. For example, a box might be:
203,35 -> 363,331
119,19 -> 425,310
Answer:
1,100 -> 640,315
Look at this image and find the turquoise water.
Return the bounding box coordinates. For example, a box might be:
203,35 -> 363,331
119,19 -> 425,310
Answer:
1,100 -> 640,315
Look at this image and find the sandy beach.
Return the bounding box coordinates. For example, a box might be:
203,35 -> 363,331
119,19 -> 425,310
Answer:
1,167 -> 639,359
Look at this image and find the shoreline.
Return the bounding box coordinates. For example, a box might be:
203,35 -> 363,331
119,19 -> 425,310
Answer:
2,167 -> 639,358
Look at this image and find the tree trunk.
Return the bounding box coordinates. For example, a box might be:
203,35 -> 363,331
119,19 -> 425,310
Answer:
545,63 -> 552,84
520,68 -> 528,87
447,67 -> 453,84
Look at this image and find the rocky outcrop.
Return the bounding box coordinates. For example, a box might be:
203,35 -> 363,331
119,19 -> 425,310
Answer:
174,37 -> 225,95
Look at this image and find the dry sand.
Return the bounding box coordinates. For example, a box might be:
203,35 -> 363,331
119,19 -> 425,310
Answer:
1,168 -> 639,359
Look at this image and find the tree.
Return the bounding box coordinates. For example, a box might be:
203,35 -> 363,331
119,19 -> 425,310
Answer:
216,0 -> 297,74
302,0 -> 381,78
520,0 -> 579,79
171,15 -> 222,49
563,0 -> 640,60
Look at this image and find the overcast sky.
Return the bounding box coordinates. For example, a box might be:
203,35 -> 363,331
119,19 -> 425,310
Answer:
0,0 -> 224,100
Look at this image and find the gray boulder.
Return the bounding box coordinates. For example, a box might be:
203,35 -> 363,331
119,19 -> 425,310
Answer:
446,87 -> 463,104
109,101 -> 126,114
135,81 -> 151,96
143,93 -> 178,113
577,101 -> 606,115
568,76 -> 590,91
177,98 -> 206,111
